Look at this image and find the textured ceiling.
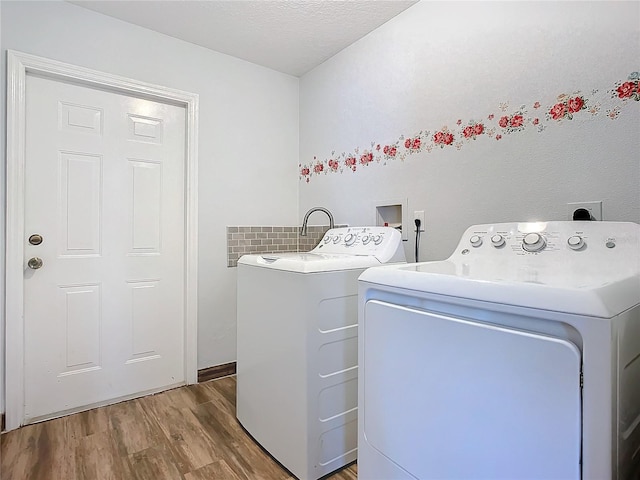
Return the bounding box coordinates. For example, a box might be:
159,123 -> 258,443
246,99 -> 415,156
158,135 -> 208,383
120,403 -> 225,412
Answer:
69,0 -> 418,77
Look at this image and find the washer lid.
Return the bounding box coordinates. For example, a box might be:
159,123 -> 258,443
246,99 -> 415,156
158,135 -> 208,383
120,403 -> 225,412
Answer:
238,252 -> 384,273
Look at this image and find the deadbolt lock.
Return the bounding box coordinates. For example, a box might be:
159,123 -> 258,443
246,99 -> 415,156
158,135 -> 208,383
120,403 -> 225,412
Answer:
29,234 -> 43,245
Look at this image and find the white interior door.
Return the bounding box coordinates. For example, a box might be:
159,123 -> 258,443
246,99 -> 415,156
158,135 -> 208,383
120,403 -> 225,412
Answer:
22,74 -> 186,423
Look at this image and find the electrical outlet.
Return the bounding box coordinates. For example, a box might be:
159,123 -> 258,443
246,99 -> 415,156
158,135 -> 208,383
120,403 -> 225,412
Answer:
414,210 -> 425,231
567,201 -> 602,221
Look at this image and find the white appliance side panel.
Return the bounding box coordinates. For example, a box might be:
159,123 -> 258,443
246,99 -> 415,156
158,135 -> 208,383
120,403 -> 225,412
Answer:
618,304 -> 640,478
236,265 -> 309,477
362,300 -> 582,480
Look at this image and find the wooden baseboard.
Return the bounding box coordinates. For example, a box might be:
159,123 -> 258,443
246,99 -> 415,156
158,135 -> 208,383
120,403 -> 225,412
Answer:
198,362 -> 236,383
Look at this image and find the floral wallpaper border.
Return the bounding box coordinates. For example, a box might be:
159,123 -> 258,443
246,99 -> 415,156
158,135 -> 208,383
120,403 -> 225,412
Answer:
300,72 -> 640,183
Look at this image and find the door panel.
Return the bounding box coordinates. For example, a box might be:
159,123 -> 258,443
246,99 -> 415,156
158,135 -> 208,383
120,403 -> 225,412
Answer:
59,151 -> 103,255
23,74 -> 186,422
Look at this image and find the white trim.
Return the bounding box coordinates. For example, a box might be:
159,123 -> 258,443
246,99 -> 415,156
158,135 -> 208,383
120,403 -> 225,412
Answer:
5,50 -> 199,431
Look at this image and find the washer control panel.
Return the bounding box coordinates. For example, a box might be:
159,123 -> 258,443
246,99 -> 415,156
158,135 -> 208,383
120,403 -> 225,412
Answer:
318,226 -> 396,249
459,221 -> 639,257
313,226 -> 404,261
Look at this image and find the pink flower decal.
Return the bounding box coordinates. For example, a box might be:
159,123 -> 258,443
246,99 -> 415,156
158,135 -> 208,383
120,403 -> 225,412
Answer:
301,167 -> 310,176
495,134 -> 502,141
488,114 -> 495,120
463,123 -> 485,139
328,159 -> 339,171
313,162 -> 324,174
611,74 -> 639,101
533,101 -> 541,109
510,115 -> 524,127
345,156 -> 357,172
387,146 -> 397,156
567,97 -> 584,113
498,113 -> 527,132
433,131 -> 454,146
405,137 -> 421,150
617,81 -> 636,99
549,96 -> 586,120
533,118 -> 540,125
359,152 -> 373,166
550,102 -> 566,120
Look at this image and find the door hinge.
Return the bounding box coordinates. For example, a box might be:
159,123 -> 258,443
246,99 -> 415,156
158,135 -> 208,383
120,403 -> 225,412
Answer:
580,371 -> 584,388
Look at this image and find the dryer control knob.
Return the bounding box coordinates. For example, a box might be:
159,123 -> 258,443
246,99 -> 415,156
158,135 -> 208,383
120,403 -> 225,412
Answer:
323,235 -> 332,244
491,234 -> 505,247
522,232 -> 546,252
373,235 -> 383,245
469,235 -> 483,247
333,236 -> 341,244
345,233 -> 356,246
362,235 -> 371,245
567,235 -> 585,250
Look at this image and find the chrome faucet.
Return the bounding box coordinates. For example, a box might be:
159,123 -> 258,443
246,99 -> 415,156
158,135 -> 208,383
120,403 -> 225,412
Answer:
300,207 -> 334,236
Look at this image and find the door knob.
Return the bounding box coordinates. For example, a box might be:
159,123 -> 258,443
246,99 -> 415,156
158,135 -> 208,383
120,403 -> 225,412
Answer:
27,257 -> 43,270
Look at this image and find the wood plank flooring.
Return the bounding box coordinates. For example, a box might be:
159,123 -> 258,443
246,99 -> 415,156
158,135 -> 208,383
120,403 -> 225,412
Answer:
1,376 -> 357,480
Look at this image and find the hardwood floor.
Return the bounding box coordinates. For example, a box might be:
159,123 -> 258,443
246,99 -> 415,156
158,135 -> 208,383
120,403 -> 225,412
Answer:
1,376 -> 357,480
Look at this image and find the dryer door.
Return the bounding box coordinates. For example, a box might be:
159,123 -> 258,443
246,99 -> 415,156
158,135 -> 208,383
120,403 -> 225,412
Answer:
361,300 -> 582,480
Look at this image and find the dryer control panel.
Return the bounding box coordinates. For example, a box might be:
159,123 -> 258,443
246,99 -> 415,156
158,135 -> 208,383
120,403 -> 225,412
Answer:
448,221 -> 640,289
459,221 -> 639,257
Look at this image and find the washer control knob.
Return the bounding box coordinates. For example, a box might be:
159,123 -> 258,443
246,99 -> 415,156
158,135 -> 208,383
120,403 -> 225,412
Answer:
323,235 -> 332,244
491,234 -> 505,247
345,233 -> 356,246
373,235 -> 383,245
567,235 -> 585,250
333,236 -> 341,244
522,232 -> 546,252
469,235 -> 483,247
362,235 -> 371,245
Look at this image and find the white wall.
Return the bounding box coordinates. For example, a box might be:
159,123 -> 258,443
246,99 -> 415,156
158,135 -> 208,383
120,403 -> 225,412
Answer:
1,0 -> 299,414
299,1 -> 640,262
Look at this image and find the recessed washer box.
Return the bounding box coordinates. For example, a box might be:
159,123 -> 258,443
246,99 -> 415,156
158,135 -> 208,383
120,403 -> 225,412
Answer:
567,201 -> 602,221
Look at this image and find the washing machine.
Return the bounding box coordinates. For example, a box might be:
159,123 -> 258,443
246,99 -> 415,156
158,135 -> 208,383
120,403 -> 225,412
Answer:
237,226 -> 406,480
358,221 -> 640,480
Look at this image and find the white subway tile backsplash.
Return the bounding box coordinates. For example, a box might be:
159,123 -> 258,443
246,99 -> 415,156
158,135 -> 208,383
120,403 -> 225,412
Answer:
226,225 -> 336,267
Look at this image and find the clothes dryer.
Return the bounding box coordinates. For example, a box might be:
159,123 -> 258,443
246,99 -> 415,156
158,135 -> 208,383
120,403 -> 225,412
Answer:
358,221 -> 640,480
237,226 -> 405,480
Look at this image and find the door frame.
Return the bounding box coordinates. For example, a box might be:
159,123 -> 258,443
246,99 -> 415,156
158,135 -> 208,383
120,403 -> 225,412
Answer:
5,50 -> 199,431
